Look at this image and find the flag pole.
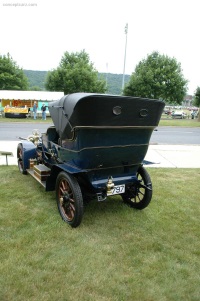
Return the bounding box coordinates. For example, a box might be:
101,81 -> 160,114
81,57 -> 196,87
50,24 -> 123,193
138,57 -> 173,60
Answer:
122,23 -> 128,92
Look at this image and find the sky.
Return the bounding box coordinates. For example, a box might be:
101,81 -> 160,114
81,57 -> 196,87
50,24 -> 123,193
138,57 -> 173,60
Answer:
0,0 -> 199,94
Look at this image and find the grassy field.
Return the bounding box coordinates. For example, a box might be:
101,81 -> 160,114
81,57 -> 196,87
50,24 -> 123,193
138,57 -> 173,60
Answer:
0,116 -> 53,123
1,166 -> 200,301
0,114 -> 200,127
159,118 -> 200,127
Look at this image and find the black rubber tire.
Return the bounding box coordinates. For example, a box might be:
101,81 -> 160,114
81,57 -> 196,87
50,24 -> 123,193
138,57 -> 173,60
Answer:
17,144 -> 27,175
55,172 -> 84,228
122,166 -> 152,209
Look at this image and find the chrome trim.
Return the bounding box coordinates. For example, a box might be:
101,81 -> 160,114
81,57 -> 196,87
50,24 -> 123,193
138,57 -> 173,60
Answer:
63,161 -> 141,173
73,125 -> 156,130
59,143 -> 149,153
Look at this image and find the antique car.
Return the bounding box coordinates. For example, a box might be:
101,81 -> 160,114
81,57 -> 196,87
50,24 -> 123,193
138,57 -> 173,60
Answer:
17,93 -> 165,227
171,110 -> 187,119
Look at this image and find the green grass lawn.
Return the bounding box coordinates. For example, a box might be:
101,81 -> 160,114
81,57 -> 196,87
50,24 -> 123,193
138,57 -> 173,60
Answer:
0,114 -> 200,127
0,116 -> 53,123
159,116 -> 200,127
1,166 -> 200,301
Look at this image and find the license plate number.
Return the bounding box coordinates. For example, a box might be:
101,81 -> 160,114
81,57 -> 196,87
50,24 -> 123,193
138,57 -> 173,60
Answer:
107,184 -> 125,196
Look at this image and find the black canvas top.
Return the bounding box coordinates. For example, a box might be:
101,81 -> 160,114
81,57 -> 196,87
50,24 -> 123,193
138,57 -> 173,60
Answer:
48,93 -> 165,139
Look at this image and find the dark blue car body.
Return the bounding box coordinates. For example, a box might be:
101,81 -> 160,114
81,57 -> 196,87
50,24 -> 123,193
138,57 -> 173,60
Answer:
17,93 -> 165,227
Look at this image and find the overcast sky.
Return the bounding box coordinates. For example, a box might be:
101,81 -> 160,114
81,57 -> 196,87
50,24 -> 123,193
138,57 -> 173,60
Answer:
0,0 -> 199,94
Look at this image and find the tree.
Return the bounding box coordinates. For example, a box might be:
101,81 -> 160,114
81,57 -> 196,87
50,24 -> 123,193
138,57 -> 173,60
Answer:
0,53 -> 29,90
123,51 -> 188,104
194,86 -> 200,122
45,50 -> 106,94
30,86 -> 42,91
194,86 -> 200,107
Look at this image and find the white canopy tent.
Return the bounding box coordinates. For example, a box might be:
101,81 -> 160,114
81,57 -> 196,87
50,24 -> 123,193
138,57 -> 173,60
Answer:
0,90 -> 64,101
0,90 -> 64,117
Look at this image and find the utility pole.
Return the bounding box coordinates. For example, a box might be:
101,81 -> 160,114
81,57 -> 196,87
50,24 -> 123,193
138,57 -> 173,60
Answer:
122,23 -> 128,92
106,62 -> 108,92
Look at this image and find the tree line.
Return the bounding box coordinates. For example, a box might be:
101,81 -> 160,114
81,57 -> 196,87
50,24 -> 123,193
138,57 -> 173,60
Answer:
23,70 -> 130,95
0,51 -> 200,107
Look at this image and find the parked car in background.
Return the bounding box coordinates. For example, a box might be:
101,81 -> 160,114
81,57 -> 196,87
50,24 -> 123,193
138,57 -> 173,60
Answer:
164,109 -> 171,115
171,111 -> 187,119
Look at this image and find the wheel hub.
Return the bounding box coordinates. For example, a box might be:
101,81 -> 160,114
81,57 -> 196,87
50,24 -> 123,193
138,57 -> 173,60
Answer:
61,193 -> 70,206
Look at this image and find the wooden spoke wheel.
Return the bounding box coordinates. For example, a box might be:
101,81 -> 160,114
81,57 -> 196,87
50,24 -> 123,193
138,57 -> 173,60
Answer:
17,144 -> 27,175
56,172 -> 84,228
122,166 -> 152,209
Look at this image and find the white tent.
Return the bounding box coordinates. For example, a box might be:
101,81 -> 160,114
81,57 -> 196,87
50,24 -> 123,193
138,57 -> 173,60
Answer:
0,90 -> 64,101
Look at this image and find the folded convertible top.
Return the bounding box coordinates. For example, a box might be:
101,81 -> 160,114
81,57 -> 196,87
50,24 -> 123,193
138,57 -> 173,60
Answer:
48,93 -> 165,139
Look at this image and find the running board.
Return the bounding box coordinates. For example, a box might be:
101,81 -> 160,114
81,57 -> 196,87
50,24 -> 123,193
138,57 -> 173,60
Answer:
27,164 -> 51,188
27,169 -> 46,188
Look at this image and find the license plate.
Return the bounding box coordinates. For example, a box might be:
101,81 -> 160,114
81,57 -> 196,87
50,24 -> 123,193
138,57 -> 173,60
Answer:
107,184 -> 125,196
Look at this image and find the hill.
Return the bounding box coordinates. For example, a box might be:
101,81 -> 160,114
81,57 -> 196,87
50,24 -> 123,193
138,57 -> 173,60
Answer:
24,70 -> 130,95
24,70 -> 47,91
100,73 -> 130,95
